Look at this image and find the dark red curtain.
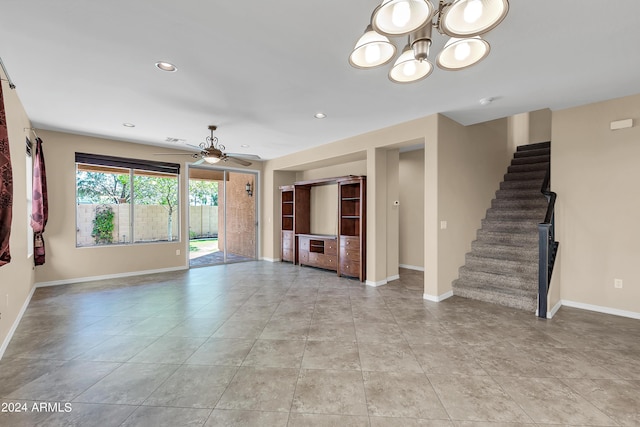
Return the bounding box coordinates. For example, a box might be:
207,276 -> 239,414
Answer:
0,82 -> 12,267
31,137 -> 48,265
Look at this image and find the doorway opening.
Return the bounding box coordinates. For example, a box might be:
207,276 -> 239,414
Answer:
188,167 -> 257,267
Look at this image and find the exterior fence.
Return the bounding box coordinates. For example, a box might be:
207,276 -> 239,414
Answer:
77,204 -> 218,246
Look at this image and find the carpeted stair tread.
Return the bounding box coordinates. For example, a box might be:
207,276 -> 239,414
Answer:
453,142 -> 551,313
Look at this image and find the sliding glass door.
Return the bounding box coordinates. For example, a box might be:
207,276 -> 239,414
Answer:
188,167 -> 257,267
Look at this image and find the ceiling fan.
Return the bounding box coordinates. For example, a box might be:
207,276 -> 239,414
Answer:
155,125 -> 260,166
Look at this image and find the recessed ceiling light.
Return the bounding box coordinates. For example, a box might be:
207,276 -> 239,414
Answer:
240,144 -> 250,148
122,123 -> 135,128
155,61 -> 177,72
479,97 -> 494,106
314,112 -> 327,119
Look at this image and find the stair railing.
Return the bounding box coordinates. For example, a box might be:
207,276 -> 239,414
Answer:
538,164 -> 559,318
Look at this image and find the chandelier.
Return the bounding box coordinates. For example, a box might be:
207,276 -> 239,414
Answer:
349,0 -> 509,83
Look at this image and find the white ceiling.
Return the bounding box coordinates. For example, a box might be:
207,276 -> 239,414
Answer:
2,1 -> 640,160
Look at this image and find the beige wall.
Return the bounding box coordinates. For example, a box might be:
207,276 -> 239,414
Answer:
309,185 -> 338,236
32,130 -> 262,284
434,116 -> 510,298
399,149 -> 425,269
0,77 -> 36,358
386,149 -> 400,279
552,93 -> 640,314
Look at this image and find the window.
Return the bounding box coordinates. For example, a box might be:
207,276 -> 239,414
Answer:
75,153 -> 180,247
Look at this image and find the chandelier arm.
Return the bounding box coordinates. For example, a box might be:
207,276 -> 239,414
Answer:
434,0 -> 451,35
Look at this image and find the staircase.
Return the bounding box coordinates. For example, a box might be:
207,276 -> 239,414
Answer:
452,142 -> 550,312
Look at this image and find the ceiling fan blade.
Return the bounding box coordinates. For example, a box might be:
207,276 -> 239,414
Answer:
192,158 -> 205,165
153,152 -> 197,156
226,156 -> 252,167
225,153 -> 261,160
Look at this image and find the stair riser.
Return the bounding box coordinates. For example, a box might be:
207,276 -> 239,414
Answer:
513,148 -> 550,158
495,189 -> 544,199
507,163 -> 549,174
469,243 -> 537,261
475,234 -> 538,247
503,170 -> 547,181
452,285 -> 537,312
491,198 -> 547,209
511,154 -> 550,166
481,220 -> 539,233
457,269 -> 537,291
464,256 -> 537,277
485,210 -> 545,221
500,180 -> 541,190
516,141 -> 550,151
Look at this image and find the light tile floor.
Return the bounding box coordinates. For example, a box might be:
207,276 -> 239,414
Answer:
1,262 -> 640,426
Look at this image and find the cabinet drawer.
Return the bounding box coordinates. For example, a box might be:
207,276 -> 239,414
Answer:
325,240 -> 337,255
340,236 -> 360,250
299,238 -> 310,251
299,250 -> 309,265
339,246 -> 359,261
282,237 -> 294,250
317,254 -> 337,269
282,248 -> 294,262
340,260 -> 361,277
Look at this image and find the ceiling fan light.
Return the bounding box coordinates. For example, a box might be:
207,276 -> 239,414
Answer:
349,25 -> 397,68
203,156 -> 221,164
436,36 -> 490,70
372,0 -> 434,37
389,45 -> 433,84
440,0 -> 509,37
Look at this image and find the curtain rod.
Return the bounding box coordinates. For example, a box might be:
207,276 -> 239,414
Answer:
0,56 -> 16,89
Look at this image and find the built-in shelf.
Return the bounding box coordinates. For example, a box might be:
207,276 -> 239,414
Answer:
280,176 -> 365,281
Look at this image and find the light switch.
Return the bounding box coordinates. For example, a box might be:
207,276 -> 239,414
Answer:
440,221 -> 447,229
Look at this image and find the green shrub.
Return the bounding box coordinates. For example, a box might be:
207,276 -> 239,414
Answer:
92,205 -> 115,244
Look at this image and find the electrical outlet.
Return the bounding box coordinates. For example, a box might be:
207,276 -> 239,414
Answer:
614,279 -> 623,289
440,221 -> 447,229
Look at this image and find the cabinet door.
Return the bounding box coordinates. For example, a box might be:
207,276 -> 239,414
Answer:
299,250 -> 309,265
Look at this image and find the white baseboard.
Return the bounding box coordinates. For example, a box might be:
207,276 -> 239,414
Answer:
399,264 -> 424,272
35,266 -> 188,288
260,257 -> 280,263
387,274 -> 400,282
366,279 -> 387,287
561,299 -> 640,320
0,286 -> 36,361
423,291 -> 453,302
548,300 -> 563,319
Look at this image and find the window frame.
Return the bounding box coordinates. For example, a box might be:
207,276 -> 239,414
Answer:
75,153 -> 181,248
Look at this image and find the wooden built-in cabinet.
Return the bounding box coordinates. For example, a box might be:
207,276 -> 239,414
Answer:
279,175 -> 366,281
298,234 -> 337,271
280,184 -> 310,263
